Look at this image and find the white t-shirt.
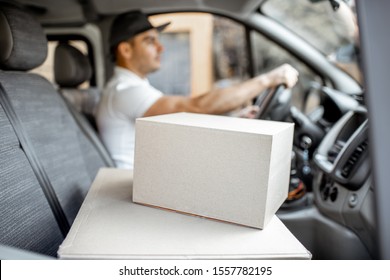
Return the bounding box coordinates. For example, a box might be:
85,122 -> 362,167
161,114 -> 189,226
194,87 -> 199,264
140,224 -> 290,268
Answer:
96,66 -> 163,169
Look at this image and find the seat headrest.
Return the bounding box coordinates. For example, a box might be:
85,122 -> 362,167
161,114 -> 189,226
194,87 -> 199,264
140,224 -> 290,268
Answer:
54,43 -> 92,88
0,3 -> 47,71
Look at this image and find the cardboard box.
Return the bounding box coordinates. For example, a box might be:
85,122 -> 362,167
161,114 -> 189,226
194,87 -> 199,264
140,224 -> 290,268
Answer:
133,113 -> 294,229
58,168 -> 311,259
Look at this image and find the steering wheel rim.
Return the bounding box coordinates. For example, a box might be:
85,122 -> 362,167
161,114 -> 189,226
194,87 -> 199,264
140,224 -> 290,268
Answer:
254,84 -> 289,120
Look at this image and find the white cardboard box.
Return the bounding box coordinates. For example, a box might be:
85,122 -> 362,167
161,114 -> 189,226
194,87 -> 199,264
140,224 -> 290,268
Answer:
58,168 -> 311,259
133,113 -> 294,229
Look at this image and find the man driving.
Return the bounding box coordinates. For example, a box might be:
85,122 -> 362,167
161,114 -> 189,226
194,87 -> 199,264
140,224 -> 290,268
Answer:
96,11 -> 299,169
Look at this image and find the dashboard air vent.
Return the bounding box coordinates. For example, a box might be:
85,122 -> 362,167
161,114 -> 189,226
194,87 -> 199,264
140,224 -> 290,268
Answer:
341,139 -> 368,178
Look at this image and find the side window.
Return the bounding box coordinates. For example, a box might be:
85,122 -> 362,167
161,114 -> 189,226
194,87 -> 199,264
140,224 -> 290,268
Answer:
251,31 -> 322,112
212,16 -> 249,89
30,40 -> 90,88
149,13 -> 249,97
148,31 -> 192,96
261,0 -> 361,85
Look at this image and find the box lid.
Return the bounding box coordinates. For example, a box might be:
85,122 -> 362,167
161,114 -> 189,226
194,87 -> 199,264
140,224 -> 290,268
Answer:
137,112 -> 294,136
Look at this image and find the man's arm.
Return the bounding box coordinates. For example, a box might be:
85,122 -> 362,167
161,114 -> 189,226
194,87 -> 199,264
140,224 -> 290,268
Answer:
143,64 -> 298,117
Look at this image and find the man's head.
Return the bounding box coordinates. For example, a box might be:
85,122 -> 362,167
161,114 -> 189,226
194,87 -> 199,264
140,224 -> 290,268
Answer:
109,11 -> 170,77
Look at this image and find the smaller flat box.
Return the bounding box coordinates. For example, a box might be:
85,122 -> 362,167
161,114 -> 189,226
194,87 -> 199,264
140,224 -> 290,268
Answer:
133,113 -> 294,229
58,168 -> 311,259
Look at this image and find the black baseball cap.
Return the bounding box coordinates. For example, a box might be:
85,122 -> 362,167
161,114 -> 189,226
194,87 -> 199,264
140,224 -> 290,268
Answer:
109,10 -> 170,48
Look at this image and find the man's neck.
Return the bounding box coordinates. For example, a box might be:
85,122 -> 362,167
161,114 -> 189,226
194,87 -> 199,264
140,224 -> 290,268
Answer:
116,61 -> 146,79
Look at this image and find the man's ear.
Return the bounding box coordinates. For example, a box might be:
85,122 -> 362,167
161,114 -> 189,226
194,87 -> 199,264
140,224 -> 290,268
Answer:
117,41 -> 132,60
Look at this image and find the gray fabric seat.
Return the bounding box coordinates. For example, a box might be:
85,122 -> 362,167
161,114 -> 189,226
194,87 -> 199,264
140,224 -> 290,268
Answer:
0,3 -> 109,257
0,106 -> 64,256
54,42 -> 115,167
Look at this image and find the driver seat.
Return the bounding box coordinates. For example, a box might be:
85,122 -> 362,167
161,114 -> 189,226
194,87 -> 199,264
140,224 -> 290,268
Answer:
0,2 -> 109,256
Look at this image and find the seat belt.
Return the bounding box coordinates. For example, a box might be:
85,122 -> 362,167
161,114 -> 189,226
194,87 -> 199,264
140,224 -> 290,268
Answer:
0,83 -> 70,237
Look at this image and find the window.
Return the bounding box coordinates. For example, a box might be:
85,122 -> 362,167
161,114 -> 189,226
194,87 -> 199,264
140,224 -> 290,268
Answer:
262,0 -> 362,84
148,32 -> 191,96
149,13 -> 249,97
212,15 -> 249,88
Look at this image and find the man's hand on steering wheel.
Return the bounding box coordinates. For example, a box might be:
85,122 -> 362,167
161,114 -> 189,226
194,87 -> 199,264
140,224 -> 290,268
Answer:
252,64 -> 299,120
263,63 -> 299,89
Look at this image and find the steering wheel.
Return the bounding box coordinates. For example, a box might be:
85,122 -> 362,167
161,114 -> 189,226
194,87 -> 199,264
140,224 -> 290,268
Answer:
253,84 -> 291,121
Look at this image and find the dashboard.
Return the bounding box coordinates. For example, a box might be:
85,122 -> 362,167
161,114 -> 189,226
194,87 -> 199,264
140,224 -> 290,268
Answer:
313,108 -> 376,257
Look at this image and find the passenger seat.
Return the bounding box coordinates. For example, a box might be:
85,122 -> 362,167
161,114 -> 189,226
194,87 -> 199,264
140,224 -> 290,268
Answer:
54,42 -> 99,130
54,42 -> 114,167
0,3 -> 110,257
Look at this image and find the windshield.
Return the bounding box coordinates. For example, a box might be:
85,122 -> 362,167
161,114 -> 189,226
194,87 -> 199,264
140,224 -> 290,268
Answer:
261,0 -> 362,84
